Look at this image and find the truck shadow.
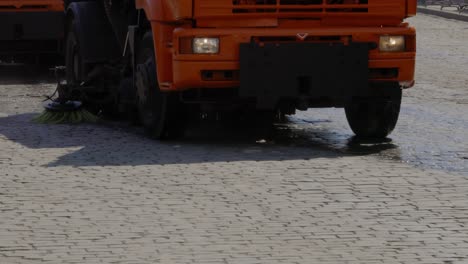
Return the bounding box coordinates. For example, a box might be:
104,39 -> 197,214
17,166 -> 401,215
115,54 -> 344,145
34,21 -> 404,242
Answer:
0,112 -> 400,167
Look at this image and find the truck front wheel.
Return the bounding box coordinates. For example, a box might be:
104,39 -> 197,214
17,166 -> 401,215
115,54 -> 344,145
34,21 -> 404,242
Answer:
345,89 -> 402,139
135,32 -> 186,139
65,24 -> 84,90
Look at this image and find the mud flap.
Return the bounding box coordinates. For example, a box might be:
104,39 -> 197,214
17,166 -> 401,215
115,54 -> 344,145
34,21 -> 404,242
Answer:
239,42 -> 369,109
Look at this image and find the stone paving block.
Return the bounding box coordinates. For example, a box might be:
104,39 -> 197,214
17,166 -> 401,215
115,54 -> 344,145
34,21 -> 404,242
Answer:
0,14 -> 468,264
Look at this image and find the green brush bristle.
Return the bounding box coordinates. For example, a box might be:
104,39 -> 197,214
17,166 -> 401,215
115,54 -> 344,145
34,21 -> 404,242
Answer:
33,109 -> 99,124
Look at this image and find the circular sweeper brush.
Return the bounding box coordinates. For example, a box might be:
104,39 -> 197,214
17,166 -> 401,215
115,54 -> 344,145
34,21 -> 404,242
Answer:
33,67 -> 99,125
33,100 -> 99,124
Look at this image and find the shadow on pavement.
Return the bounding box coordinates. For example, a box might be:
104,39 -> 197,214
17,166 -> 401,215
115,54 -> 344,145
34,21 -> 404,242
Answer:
0,112 -> 401,167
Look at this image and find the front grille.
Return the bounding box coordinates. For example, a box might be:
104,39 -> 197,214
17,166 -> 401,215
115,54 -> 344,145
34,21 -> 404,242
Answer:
254,35 -> 344,43
233,0 -> 369,13
194,0 -> 406,19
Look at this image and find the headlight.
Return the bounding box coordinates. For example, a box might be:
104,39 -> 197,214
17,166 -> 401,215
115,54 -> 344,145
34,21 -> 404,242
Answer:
193,37 -> 220,54
379,36 -> 405,52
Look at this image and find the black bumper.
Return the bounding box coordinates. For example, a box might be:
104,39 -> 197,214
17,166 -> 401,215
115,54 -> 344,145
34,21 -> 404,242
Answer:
240,42 -> 373,109
0,11 -> 64,56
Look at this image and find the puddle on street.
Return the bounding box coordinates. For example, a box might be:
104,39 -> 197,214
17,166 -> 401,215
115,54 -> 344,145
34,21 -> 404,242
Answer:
275,108 -> 468,175
74,105 -> 467,174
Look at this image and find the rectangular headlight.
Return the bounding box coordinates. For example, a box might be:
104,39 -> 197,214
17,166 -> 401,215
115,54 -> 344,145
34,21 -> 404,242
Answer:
379,36 -> 405,52
193,37 -> 220,54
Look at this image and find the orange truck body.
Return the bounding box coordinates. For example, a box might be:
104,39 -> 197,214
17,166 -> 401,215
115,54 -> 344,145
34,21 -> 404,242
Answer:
0,0 -> 64,61
64,0 -> 417,138
135,0 -> 416,92
0,0 -> 62,11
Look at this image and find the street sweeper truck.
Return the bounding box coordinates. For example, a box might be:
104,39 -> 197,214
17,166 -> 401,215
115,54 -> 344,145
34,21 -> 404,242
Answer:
0,0 -> 64,63
56,0 -> 417,139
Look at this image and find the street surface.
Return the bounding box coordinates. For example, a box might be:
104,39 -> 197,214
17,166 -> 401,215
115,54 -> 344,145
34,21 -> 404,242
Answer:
0,14 -> 467,264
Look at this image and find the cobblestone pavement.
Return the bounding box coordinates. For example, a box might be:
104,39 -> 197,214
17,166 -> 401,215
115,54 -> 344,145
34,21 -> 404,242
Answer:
0,15 -> 468,264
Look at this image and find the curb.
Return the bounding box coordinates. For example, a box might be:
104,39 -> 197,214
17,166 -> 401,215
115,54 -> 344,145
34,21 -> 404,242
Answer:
417,7 -> 468,22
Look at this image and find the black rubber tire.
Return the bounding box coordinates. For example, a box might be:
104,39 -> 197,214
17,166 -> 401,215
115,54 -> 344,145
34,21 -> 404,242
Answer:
65,23 -> 85,88
345,90 -> 402,139
62,21 -> 88,105
119,77 -> 140,124
65,19 -> 120,116
135,31 -> 186,139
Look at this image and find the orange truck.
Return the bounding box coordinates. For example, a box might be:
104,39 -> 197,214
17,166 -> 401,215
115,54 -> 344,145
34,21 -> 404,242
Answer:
0,0 -> 64,62
62,0 -> 416,139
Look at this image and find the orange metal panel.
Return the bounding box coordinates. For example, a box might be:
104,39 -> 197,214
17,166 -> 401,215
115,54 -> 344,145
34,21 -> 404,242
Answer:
0,0 -> 63,11
135,0 -> 192,21
142,0 -> 416,92
171,58 -> 415,91
406,0 -> 417,17
172,26 -> 416,61
194,0 -> 408,24
164,26 -> 416,91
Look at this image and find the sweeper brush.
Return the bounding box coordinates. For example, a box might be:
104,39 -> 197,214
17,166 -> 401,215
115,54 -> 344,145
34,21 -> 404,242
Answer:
33,66 -> 99,125
33,101 -> 99,124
